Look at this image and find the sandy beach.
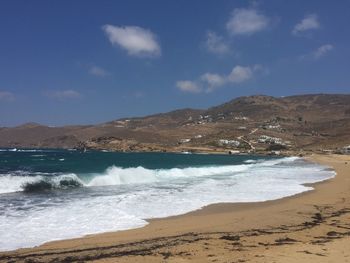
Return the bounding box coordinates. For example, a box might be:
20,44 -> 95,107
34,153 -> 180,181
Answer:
0,153 -> 349,263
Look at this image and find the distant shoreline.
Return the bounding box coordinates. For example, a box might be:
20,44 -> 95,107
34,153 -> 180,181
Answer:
0,145 -> 305,157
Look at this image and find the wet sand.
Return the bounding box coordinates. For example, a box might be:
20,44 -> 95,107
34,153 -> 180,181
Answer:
1,154 -> 349,263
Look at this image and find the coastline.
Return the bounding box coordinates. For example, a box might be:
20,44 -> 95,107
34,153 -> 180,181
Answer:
1,154 -> 349,262
0,145 -> 308,157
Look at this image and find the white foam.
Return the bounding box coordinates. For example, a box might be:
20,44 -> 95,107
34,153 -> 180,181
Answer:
0,174 -> 42,194
0,173 -> 83,194
0,157 -> 335,251
0,148 -> 56,153
17,149 -> 42,152
86,164 -> 248,187
0,196 -> 147,251
0,157 -> 330,194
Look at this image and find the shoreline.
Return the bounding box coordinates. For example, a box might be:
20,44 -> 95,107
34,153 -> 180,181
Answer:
1,153 -> 349,262
0,146 -> 310,157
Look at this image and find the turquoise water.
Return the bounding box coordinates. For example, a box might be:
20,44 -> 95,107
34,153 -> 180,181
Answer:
0,149 -> 264,174
0,149 -> 334,251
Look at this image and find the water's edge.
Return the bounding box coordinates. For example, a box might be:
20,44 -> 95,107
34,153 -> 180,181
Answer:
0,153 -> 335,251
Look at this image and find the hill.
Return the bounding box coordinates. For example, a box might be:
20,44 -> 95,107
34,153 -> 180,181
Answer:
1,94 -> 349,154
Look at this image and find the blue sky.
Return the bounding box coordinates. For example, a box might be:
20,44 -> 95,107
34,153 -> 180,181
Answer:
0,0 -> 350,126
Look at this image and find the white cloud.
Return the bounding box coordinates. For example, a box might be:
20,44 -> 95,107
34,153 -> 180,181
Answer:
299,44 -> 334,60
205,31 -> 230,54
45,90 -> 82,100
292,14 -> 320,35
253,64 -> 270,75
228,65 -> 253,83
102,25 -> 161,57
226,8 -> 269,35
313,44 -> 333,59
200,73 -> 226,92
0,91 -> 14,101
88,65 -> 110,77
176,81 -> 201,93
178,65 -> 261,93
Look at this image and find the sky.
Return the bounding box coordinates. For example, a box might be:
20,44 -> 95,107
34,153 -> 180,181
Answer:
0,0 -> 350,126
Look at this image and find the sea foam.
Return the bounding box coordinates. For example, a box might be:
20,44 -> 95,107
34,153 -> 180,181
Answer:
0,157 -> 335,251
0,156 -> 300,194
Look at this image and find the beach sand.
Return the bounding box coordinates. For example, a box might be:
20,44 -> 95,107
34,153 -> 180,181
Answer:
1,154 -> 349,262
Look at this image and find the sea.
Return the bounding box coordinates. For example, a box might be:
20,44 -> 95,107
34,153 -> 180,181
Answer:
0,148 -> 335,251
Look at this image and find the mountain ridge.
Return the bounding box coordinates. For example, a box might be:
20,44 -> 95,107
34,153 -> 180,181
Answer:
1,93 -> 350,154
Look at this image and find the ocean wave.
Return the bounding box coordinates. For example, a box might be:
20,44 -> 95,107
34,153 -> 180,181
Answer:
1,148 -> 18,152
87,157 -> 304,187
0,148 -> 59,153
86,164 -> 249,187
22,175 -> 83,193
0,156 -> 315,194
31,154 -> 46,157
0,156 -> 336,251
0,173 -> 83,194
0,164 -> 247,194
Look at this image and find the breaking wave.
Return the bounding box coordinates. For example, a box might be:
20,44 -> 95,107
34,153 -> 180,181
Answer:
22,176 -> 83,193
0,155 -> 336,251
0,157 -> 332,194
0,173 -> 84,194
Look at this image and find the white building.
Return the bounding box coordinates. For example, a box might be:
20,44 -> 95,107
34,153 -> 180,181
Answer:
267,124 -> 281,129
258,135 -> 283,145
233,116 -> 248,120
218,139 -> 240,147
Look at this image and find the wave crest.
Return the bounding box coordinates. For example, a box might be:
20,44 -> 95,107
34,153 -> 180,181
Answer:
22,176 -> 83,193
86,164 -> 251,187
0,156 -> 303,194
0,173 -> 83,194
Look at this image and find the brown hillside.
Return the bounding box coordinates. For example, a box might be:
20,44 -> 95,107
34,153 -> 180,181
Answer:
0,94 -> 349,154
